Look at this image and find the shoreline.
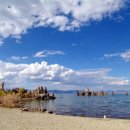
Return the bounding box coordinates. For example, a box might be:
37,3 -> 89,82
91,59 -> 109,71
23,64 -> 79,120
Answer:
0,107 -> 130,130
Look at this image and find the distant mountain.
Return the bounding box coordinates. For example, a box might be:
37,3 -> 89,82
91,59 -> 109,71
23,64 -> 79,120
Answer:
48,90 -> 77,94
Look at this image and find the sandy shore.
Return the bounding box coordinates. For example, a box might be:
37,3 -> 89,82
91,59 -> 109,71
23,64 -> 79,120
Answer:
0,107 -> 130,130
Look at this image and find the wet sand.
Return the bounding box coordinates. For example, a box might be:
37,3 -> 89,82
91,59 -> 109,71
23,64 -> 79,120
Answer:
0,107 -> 130,130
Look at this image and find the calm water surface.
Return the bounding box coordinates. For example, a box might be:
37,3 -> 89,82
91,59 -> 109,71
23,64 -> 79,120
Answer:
24,93 -> 130,119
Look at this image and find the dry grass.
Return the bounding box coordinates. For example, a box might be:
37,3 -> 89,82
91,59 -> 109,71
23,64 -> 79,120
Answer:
1,94 -> 20,108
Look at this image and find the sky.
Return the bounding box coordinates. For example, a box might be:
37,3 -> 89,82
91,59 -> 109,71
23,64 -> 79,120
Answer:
0,0 -> 130,90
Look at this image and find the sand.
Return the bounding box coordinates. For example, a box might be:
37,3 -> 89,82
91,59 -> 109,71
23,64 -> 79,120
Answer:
0,107 -> 130,130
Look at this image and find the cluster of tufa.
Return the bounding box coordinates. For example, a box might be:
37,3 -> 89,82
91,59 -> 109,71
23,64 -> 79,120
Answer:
32,86 -> 55,100
77,88 -> 107,96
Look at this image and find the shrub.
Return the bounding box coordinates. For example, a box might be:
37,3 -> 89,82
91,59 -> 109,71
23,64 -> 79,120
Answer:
18,88 -> 27,94
1,94 -> 20,108
0,90 -> 5,97
22,92 -> 32,98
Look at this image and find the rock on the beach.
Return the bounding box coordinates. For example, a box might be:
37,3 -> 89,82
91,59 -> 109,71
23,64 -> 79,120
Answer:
41,108 -> 47,112
20,107 -> 29,112
48,111 -> 53,114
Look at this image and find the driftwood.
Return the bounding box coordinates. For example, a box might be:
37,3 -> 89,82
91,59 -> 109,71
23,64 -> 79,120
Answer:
20,107 -> 47,112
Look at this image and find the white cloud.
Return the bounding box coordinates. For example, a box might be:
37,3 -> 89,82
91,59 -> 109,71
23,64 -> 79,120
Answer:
112,15 -> 124,22
34,50 -> 65,58
0,0 -> 127,44
120,50 -> 130,62
104,49 -> 130,62
10,56 -> 28,61
0,60 -> 129,90
0,38 -> 3,46
72,43 -> 77,47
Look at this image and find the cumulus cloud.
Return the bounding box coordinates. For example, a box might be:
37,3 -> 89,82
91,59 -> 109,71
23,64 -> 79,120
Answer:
0,0 -> 127,44
34,50 -> 65,58
104,49 -> 130,62
0,60 -> 129,90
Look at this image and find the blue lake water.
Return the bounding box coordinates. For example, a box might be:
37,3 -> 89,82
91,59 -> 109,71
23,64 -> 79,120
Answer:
24,93 -> 130,119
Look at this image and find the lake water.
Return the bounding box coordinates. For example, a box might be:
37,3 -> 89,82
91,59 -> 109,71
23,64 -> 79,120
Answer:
24,93 -> 130,119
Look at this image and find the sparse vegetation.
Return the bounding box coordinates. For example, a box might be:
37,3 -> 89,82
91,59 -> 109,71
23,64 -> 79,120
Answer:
0,90 -> 5,97
1,94 -> 20,108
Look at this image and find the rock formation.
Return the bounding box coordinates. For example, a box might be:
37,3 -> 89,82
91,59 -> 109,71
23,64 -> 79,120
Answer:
77,88 -> 107,96
32,86 -> 55,100
0,82 -> 4,91
112,91 -> 115,96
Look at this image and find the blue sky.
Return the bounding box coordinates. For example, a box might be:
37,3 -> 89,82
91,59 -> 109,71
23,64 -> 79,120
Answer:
0,0 -> 130,90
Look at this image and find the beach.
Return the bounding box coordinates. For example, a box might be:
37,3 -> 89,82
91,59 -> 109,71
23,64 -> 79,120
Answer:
0,107 -> 130,130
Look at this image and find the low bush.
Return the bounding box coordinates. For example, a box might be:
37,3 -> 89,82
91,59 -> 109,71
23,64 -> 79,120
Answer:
1,94 -> 20,108
22,92 -> 32,98
0,90 -> 5,97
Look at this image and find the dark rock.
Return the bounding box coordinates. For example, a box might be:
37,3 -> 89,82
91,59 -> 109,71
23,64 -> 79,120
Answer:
41,108 -> 47,112
0,82 -> 4,91
49,93 -> 56,100
48,111 -> 53,114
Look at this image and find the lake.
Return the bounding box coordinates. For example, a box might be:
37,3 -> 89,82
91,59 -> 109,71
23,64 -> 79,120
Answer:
24,93 -> 130,119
